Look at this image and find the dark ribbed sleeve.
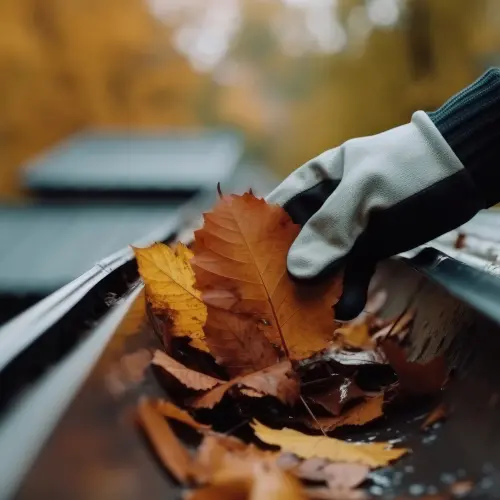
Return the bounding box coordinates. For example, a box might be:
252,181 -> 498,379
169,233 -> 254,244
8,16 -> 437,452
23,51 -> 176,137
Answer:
428,68 -> 500,207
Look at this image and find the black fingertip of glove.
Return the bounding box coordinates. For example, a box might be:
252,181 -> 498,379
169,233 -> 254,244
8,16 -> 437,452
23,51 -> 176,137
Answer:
334,260 -> 377,321
283,178 -> 340,226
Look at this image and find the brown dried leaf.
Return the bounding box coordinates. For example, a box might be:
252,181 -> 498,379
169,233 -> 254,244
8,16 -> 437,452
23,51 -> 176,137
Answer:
192,361 -> 299,409
332,291 -> 387,349
382,341 -> 447,395
308,377 -> 365,416
152,350 -> 224,391
189,436 -> 301,500
252,421 -> 408,468
421,403 -> 448,430
137,399 -> 193,484
154,400 -> 211,431
203,306 -> 279,377
192,193 -> 342,367
134,243 -> 208,350
309,395 -> 384,432
193,433 -> 272,484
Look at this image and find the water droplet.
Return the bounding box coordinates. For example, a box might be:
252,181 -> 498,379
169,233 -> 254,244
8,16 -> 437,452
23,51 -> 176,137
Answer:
440,472 -> 456,484
368,436 -> 376,441
427,485 -> 438,494
388,437 -> 403,444
405,465 -> 415,473
482,462 -> 495,474
369,486 -> 384,496
409,484 -> 425,496
423,434 -> 437,444
480,477 -> 494,489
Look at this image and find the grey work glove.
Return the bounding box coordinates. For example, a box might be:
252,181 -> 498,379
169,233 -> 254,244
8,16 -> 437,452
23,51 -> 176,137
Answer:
267,69 -> 500,320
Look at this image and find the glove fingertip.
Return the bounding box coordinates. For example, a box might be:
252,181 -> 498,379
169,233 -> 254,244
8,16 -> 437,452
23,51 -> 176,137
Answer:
334,289 -> 368,321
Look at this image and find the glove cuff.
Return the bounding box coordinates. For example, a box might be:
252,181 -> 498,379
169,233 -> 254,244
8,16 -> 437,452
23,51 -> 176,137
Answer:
428,68 -> 500,207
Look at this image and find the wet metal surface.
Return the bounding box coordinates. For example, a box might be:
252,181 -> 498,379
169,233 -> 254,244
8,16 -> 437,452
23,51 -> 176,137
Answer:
12,255 -> 500,499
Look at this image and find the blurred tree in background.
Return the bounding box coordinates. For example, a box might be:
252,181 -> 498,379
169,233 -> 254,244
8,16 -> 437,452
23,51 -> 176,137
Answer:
0,0 -> 498,198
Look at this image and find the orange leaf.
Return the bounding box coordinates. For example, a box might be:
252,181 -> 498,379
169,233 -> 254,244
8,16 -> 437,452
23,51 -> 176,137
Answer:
421,403 -> 448,430
192,193 -> 341,366
192,361 -> 299,409
252,421 -> 408,468
152,350 -> 223,391
193,433 -> 278,484
333,291 -> 387,349
137,399 -> 193,484
382,341 -> 447,395
310,395 -> 384,432
203,307 -> 279,376
134,243 -> 208,351
154,400 -> 211,431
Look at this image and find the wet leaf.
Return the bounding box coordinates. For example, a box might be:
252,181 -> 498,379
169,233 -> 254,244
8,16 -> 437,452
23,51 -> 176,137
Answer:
134,243 -> 208,350
252,421 -> 407,468
421,403 -> 448,430
382,341 -> 447,395
308,377 -> 365,416
137,398 -> 194,484
152,350 -> 223,391
192,193 -> 342,367
154,400 -> 211,431
309,395 -> 385,432
192,361 -> 299,409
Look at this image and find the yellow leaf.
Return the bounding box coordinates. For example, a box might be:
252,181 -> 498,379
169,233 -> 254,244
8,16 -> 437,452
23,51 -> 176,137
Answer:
134,243 -> 208,350
251,421 -> 408,468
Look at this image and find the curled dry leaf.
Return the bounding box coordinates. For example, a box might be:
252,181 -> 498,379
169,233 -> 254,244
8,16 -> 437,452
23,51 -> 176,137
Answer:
252,421 -> 408,468
154,400 -> 211,431
152,350 -> 223,391
192,361 -> 299,409
137,399 -> 194,484
309,395 -> 385,432
192,193 -> 342,365
333,291 -> 387,349
421,403 -> 448,430
134,243 -> 208,351
307,377 -> 365,416
382,341 -> 447,395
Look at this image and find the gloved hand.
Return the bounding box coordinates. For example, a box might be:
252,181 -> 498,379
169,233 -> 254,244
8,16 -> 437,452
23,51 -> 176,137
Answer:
267,69 -> 500,320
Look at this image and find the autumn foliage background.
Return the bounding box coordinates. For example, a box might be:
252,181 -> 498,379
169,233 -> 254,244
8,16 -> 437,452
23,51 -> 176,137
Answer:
1,0 -> 500,199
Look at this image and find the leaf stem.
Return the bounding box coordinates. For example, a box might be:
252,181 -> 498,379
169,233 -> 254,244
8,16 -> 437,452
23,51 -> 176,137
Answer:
300,395 -> 327,437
